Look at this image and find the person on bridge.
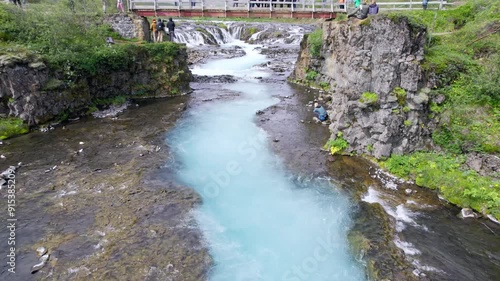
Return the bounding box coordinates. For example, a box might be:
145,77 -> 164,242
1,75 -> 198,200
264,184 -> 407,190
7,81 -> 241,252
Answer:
313,103 -> 329,122
167,18 -> 176,41
150,18 -> 157,42
368,0 -> 379,14
348,1 -> 369,19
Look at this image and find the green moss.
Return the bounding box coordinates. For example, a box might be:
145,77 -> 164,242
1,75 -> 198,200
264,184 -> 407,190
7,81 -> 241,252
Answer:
404,120 -> 412,127
402,106 -> 411,113
42,78 -> 64,90
391,87 -> 407,105
0,117 -> 29,140
359,92 -> 378,105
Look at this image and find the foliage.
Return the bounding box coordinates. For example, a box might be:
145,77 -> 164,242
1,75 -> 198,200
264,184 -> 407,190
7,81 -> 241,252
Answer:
383,152 -> 500,219
319,81 -> 330,90
359,92 -> 378,105
324,132 -> 349,155
404,120 -> 412,127
415,0 -> 500,154
0,117 -> 29,140
307,28 -> 323,58
305,70 -> 318,81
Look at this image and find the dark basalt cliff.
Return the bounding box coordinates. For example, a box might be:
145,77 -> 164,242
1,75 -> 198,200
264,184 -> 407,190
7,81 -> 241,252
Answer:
0,46 -> 191,126
291,16 -> 437,158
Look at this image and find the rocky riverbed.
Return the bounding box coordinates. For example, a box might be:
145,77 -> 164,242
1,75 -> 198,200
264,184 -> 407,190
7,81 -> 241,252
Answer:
0,98 -> 211,280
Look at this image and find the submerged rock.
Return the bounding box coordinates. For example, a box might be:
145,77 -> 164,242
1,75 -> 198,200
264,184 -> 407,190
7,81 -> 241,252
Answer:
31,253 -> 50,274
192,74 -> 238,83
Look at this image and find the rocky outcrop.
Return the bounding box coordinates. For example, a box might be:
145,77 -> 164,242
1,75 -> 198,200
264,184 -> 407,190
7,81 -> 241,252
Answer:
291,16 -> 435,158
104,13 -> 150,40
0,47 -> 191,125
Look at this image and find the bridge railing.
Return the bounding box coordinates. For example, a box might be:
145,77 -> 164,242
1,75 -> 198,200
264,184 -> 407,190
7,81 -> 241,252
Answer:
129,0 -> 348,13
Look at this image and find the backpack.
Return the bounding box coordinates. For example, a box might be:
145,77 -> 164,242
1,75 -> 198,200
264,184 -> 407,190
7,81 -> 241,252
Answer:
156,22 -> 163,31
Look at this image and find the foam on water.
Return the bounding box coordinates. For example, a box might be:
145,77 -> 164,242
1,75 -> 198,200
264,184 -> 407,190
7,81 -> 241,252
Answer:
166,41 -> 366,280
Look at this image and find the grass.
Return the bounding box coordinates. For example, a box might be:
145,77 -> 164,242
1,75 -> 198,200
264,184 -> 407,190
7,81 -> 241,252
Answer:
382,152 -> 500,219
381,0 -> 500,219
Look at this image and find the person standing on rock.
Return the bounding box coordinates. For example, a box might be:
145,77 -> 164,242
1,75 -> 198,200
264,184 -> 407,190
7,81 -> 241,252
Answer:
117,0 -> 125,13
313,103 -> 329,122
150,18 -> 157,42
368,0 -> 379,14
166,18 -> 176,41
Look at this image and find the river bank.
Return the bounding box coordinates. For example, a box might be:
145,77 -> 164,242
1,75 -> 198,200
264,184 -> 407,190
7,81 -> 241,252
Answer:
0,97 -> 211,280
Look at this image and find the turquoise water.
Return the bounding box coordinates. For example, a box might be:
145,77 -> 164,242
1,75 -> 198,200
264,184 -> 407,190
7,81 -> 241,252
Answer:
167,42 -> 366,281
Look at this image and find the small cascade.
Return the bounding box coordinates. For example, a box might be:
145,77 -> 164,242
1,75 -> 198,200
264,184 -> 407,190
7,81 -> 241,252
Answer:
172,21 -> 316,46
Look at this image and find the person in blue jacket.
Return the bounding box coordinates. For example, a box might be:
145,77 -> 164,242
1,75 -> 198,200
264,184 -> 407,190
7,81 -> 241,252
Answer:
313,103 -> 329,122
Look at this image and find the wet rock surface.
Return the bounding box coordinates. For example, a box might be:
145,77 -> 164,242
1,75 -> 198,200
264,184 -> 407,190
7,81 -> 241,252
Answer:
192,74 -> 238,84
0,97 -> 211,280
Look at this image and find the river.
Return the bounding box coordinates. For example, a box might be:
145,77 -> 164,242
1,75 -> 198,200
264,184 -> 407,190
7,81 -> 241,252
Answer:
166,41 -> 366,280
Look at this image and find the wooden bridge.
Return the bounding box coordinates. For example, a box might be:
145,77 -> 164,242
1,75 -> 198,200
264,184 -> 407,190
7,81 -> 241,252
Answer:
128,0 -> 450,19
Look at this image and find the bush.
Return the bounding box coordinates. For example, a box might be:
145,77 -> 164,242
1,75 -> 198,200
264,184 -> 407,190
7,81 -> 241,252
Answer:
307,28 -> 323,58
305,70 -> 318,81
324,132 -> 349,155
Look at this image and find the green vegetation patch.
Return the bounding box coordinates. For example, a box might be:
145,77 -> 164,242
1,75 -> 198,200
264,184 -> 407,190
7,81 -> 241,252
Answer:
383,152 -> 500,219
0,117 -> 29,140
305,70 -> 318,81
307,28 -> 323,58
359,92 -> 378,105
324,132 -> 349,155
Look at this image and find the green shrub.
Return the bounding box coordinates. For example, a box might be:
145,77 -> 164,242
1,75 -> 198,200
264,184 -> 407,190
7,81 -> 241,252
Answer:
0,117 -> 29,140
307,28 -> 323,58
305,70 -> 318,81
383,152 -> 500,219
324,132 -> 349,155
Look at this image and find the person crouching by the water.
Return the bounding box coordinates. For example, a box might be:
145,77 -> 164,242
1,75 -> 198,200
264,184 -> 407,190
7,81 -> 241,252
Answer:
348,1 -> 369,19
313,103 -> 329,122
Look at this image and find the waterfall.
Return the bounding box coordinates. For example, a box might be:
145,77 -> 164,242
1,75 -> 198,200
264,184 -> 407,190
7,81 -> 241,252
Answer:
172,22 -> 316,46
